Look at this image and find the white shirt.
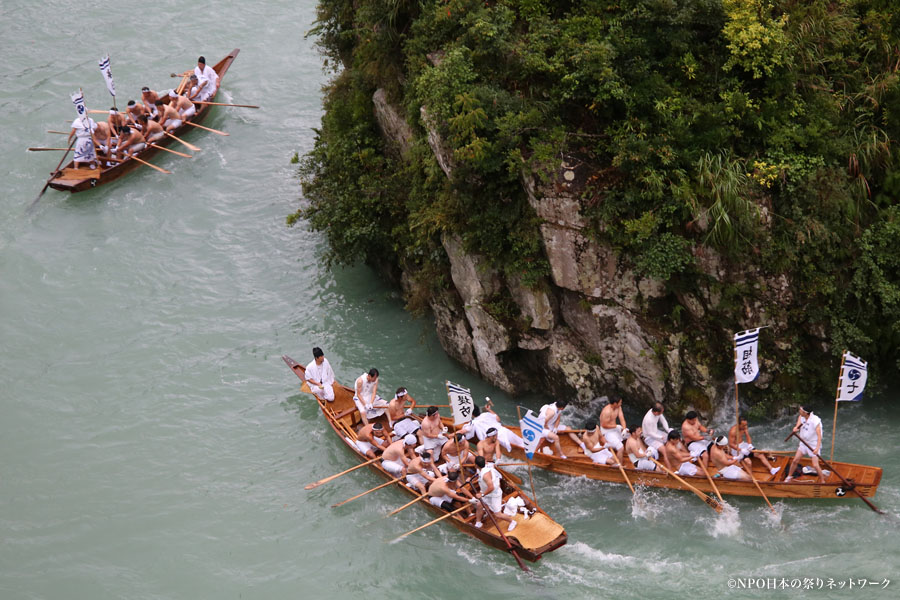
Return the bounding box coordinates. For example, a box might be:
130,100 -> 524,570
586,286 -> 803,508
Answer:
471,412 -> 501,440
71,117 -> 96,139
798,413 -> 822,448
194,64 -> 218,98
305,357 -> 334,389
355,373 -> 376,405
538,403 -> 562,433
642,409 -> 671,446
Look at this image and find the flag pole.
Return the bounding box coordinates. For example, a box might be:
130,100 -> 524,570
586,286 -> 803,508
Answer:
830,350 -> 847,462
516,405 -> 539,508
445,382 -> 463,470
733,334 -> 740,431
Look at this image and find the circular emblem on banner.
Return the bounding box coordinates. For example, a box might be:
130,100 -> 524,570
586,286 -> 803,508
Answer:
848,369 -> 861,381
523,430 -> 535,442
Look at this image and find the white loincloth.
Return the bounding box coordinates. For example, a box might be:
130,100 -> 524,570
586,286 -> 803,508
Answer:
718,464 -> 745,480
429,494 -> 452,508
392,417 -> 420,438
587,447 -> 613,465
381,459 -> 404,477
688,441 -> 710,458
676,461 -> 699,477
601,426 -> 624,450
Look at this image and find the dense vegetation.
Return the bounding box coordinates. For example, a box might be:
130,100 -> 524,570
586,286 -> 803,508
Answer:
293,0 -> 900,405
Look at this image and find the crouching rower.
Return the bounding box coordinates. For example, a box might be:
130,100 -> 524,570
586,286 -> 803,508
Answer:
387,387 -> 419,440
664,430 -> 699,476
709,436 -> 750,480
728,415 -> 780,477
115,125 -> 146,160
570,421 -> 615,465
354,422 -> 388,459
155,99 -> 183,132
625,426 -> 657,471
472,455 -> 516,532
137,115 -> 165,144
381,434 -> 417,478
169,89 -> 197,121
427,470 -> 473,510
405,450 -> 436,495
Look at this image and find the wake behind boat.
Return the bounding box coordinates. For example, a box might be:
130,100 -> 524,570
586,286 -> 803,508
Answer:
282,355 -> 567,564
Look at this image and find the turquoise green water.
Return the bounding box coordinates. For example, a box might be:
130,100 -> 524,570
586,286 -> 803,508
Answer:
1,2 -> 898,598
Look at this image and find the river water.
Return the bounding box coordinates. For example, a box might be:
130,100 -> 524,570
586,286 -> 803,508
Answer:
1,2 -> 898,598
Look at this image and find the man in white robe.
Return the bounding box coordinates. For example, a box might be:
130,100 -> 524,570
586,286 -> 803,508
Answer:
193,56 -> 219,102
305,347 -> 335,402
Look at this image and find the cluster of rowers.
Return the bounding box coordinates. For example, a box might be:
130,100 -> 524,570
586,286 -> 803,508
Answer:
68,56 -> 220,168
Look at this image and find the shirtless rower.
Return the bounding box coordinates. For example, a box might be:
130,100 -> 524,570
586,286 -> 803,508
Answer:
91,121 -> 113,165
728,415 -> 780,476
427,470 -> 473,511
571,421 -> 615,465
125,100 -> 148,128
475,428 -> 503,463
599,396 -> 628,463
115,125 -> 146,160
169,89 -> 197,121
194,56 -> 219,101
472,455 -> 516,532
418,406 -> 448,452
709,436 -> 750,480
137,115 -> 165,144
155,99 -> 183,132
625,426 -> 657,471
354,368 -> 387,425
681,411 -> 713,469
405,450 -> 436,494
785,405 -> 826,483
663,430 -> 699,477
387,386 -> 418,439
461,400 -> 525,452
354,422 -> 388,459
304,347 -> 335,402
443,433 -> 476,473
141,87 -> 160,117
107,107 -> 126,137
381,434 -> 416,478
642,402 -> 673,465
537,399 -> 568,458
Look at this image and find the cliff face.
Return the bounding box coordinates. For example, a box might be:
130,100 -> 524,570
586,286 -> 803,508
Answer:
297,1 -> 900,414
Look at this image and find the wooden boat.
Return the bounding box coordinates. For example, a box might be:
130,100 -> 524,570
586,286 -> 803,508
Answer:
47,49 -> 240,193
442,417 -> 882,501
282,356 -> 567,563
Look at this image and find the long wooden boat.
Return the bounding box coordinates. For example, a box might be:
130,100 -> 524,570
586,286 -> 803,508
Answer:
282,356 -> 567,563
47,49 -> 240,193
442,417 -> 882,501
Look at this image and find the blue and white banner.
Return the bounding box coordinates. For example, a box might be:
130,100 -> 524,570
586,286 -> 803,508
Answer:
519,409 -> 543,460
837,351 -> 867,402
446,381 -> 474,426
734,328 -> 761,383
71,90 -> 86,119
99,55 -> 116,97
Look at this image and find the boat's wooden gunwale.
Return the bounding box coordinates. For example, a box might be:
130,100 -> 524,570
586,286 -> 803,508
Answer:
444,417 -> 881,501
283,356 -> 567,561
48,49 -> 240,193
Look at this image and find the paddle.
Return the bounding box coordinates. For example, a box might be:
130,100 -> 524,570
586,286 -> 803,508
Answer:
163,131 -> 201,152
27,135 -> 76,213
385,492 -> 429,517
389,504 -> 468,542
47,130 -> 73,135
28,147 -> 76,152
184,121 -> 228,136
149,143 -> 192,158
698,458 -> 725,504
610,450 -> 636,495
170,71 -> 191,78
304,456 -> 380,490
195,101 -> 259,109
129,155 -> 171,174
649,457 -> 723,513
473,494 -> 529,572
785,431 -> 884,515
741,461 -> 778,516
331,477 -> 402,508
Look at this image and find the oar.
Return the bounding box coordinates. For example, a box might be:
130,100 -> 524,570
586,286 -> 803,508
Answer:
474,495 -> 529,572
385,492 -> 429,517
47,130 -> 72,135
697,458 -> 725,504
129,155 -> 171,174
741,461 -> 777,516
149,143 -> 192,158
785,431 -> 884,515
28,135 -> 76,213
28,147 -> 76,152
163,131 -> 201,152
195,101 -> 259,109
184,121 -> 228,136
649,458 -> 723,513
304,456 -> 380,490
610,450 -> 636,495
389,504 -> 468,542
331,477 -> 402,508
170,71 -> 191,77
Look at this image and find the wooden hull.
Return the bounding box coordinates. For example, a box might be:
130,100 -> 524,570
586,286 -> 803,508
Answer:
444,418 -> 882,501
48,49 -> 240,193
283,356 -> 567,562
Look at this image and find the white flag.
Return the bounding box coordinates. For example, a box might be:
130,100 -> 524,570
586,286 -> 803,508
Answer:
734,328 -> 761,383
519,409 -> 543,460
71,90 -> 87,118
837,351 -> 867,402
446,381 -> 474,426
99,55 -> 116,97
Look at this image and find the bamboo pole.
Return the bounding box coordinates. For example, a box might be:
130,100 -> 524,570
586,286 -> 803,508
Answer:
389,504 -> 468,542
194,101 -> 259,108
304,456 -> 380,490
129,155 -> 171,174
149,143 -> 192,158
183,121 -> 228,136
830,350 -> 847,461
163,131 -> 201,152
331,477 -> 402,508
516,405 -> 539,509
649,458 -> 723,513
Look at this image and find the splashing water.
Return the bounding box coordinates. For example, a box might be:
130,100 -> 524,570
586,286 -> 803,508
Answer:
709,501 -> 741,537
